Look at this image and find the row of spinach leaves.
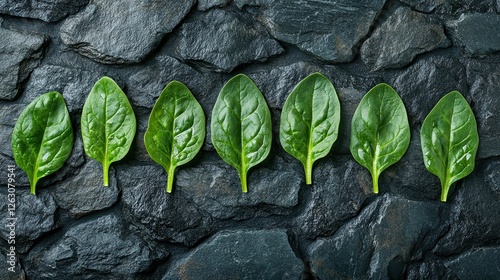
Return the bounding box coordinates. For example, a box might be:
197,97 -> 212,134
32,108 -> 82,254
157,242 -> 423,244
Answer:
11,74 -> 478,202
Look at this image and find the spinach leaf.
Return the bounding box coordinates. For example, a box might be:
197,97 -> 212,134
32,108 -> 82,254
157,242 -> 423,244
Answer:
81,76 -> 136,186
211,74 -> 272,192
279,73 -> 340,184
11,91 -> 74,195
144,81 -> 205,193
350,83 -> 410,193
421,91 -> 479,202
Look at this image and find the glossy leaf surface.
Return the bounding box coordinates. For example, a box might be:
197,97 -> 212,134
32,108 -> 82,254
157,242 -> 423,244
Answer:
350,83 -> 410,193
211,74 -> 272,192
421,91 -> 479,202
12,91 -> 74,194
81,77 -> 136,186
144,81 -> 205,193
279,73 -> 340,184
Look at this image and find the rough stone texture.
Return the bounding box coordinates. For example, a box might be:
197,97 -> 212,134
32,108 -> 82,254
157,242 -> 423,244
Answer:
465,60 -> 500,158
22,64 -> 101,113
60,0 -> 196,64
0,190 -> 57,254
235,0 -> 386,62
127,56 -> 210,109
0,251 -> 26,280
197,0 -> 230,11
361,7 -> 450,71
1,1 -> 499,279
247,61 -> 323,110
163,230 -> 304,279
434,160 -> 500,256
402,0 -> 496,14
176,155 -> 301,220
0,25 -> 46,100
449,13 -> 500,56
177,9 -> 283,72
406,261 -> 458,280
392,55 -> 468,126
400,0 -> 442,12
308,194 -> 441,280
49,161 -> 119,218
25,214 -> 165,279
118,164 -> 213,246
0,0 -> 88,22
444,247 -> 500,279
295,156 -> 372,239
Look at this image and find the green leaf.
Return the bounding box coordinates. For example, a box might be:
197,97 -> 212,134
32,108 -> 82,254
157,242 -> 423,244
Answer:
11,92 -> 74,195
211,74 -> 272,192
144,81 -> 205,193
81,76 -> 136,186
350,83 -> 411,194
421,91 -> 479,202
279,73 -> 341,185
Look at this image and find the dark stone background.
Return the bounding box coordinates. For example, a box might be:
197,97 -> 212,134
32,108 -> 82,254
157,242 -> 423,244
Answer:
1,0 -> 500,279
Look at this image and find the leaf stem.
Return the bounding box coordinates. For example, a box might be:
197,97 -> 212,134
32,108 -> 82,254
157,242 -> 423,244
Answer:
441,180 -> 450,202
372,171 -> 379,194
304,161 -> 312,185
240,171 -> 248,193
440,188 -> 448,202
103,163 -> 109,186
167,166 -> 175,193
30,178 -> 38,195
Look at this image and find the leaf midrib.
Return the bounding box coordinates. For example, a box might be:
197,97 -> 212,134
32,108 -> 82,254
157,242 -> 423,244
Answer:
443,96 -> 458,188
33,95 -> 56,183
306,80 -> 315,171
168,93 -> 177,169
103,87 -> 109,169
239,78 -> 247,174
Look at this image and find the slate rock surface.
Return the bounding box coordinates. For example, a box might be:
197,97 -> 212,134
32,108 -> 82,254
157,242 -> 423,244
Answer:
175,155 -> 301,220
295,156 -> 372,239
402,0 -> 496,14
0,24 -> 46,100
0,0 -> 88,22
0,190 -> 57,254
177,9 -> 283,72
391,55 -> 468,126
399,0 -> 440,12
235,0 -> 386,62
465,60 -> 500,158
444,247 -> 500,279
25,214 -> 164,279
449,13 -> 500,56
434,160 -> 500,255
308,194 -> 441,280
406,261 -> 458,280
118,164 -> 213,246
0,251 -> 25,280
361,7 -> 450,71
22,64 -> 101,113
0,1 -> 499,279
197,0 -> 230,11
49,161 -> 119,218
163,229 -> 304,279
60,0 -> 195,64
247,61 -> 323,110
127,56 -> 211,110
